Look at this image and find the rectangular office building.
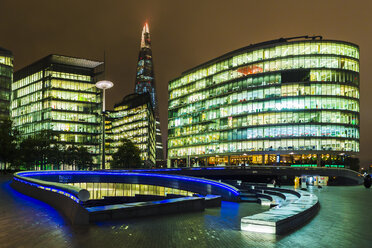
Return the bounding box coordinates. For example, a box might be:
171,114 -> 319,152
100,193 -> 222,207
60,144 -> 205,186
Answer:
12,54 -> 103,166
0,47 -> 13,123
106,93 -> 156,168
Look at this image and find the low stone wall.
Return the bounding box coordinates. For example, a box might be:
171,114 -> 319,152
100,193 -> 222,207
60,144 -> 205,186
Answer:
87,197 -> 205,222
241,189 -> 319,234
11,178 -> 89,225
11,171 -> 233,225
204,195 -> 222,208
11,175 -> 212,225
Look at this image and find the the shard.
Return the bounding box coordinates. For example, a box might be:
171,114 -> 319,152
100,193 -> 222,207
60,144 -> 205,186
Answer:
135,22 -> 164,162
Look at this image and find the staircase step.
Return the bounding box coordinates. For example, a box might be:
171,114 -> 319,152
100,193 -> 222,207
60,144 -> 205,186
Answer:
240,196 -> 258,202
240,193 -> 256,197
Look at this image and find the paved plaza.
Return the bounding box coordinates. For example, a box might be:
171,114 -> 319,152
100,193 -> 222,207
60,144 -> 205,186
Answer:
0,175 -> 371,248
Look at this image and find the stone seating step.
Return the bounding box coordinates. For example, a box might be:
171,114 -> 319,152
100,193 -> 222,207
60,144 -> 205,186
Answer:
241,188 -> 319,234
240,196 -> 258,202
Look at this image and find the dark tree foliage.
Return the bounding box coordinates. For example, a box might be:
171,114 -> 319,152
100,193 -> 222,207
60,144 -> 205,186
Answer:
66,146 -> 79,170
19,136 -> 41,170
110,138 -> 142,169
19,131 -> 57,170
18,131 -> 93,170
345,157 -> 360,172
76,146 -> 93,170
364,174 -> 371,188
48,143 -> 68,170
0,119 -> 19,170
66,145 -> 93,170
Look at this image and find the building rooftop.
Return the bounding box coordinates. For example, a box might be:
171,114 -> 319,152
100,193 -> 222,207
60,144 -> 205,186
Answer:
14,54 -> 103,81
180,35 -> 357,76
114,92 -> 152,110
0,46 -> 13,56
48,54 -> 103,69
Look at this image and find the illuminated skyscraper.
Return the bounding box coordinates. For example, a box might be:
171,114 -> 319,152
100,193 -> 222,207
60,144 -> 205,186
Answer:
12,54 -> 104,167
134,22 -> 164,162
0,47 -> 13,123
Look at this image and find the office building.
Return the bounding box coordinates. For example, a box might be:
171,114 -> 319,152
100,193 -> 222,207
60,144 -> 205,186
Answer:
0,47 -> 13,123
12,54 -> 103,166
168,36 -> 359,167
106,93 -> 156,167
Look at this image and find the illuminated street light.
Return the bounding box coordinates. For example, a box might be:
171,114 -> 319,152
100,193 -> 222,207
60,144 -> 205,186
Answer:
96,80 -> 114,111
96,80 -> 114,170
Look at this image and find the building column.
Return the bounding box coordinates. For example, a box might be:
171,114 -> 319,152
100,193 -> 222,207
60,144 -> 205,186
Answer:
275,154 -> 280,166
262,154 -> 265,166
167,159 -> 171,168
317,154 -> 321,167
187,155 -> 190,167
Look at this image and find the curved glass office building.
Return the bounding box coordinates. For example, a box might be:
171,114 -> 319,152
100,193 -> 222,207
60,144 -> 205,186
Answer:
168,36 -> 359,167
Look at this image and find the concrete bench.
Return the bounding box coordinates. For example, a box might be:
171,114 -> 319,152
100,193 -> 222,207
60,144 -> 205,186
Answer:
241,190 -> 319,234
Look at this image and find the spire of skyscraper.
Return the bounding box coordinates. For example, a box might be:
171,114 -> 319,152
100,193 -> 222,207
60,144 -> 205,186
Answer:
134,21 -> 164,161
135,21 -> 158,116
140,22 -> 150,49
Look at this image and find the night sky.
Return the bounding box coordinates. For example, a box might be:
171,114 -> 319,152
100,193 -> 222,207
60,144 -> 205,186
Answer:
1,0 -> 371,167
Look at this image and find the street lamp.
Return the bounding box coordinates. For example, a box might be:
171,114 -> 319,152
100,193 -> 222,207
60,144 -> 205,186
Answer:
96,80 -> 114,170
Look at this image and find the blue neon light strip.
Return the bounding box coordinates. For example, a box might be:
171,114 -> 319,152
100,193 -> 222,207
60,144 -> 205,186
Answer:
102,168 -> 182,173
107,168 -> 225,172
13,177 -> 80,203
17,171 -> 240,196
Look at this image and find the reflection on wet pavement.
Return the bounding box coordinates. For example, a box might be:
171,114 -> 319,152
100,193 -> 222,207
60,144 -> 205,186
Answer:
1,175 -> 371,248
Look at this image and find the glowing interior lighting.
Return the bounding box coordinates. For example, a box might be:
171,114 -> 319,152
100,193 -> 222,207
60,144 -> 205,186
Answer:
17,171 -> 240,196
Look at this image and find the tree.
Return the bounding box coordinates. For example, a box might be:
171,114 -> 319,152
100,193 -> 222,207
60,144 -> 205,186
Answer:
0,119 -> 19,171
14,129 -> 92,171
18,130 -> 59,170
76,146 -> 93,170
48,143 -> 66,170
65,145 -> 79,170
65,145 -> 93,170
19,136 -> 40,170
345,156 -> 360,172
110,138 -> 142,169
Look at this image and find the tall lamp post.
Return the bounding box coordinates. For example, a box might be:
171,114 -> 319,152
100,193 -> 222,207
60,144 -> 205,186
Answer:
96,80 -> 114,169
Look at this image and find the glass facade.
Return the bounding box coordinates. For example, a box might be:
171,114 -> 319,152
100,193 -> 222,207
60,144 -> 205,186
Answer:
68,182 -> 194,200
134,22 -> 164,162
168,38 -> 360,167
11,55 -> 103,166
106,93 -> 156,167
0,47 -> 13,123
